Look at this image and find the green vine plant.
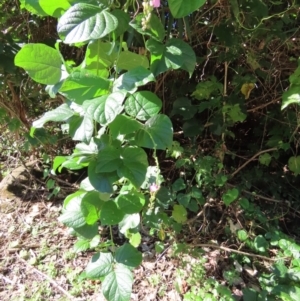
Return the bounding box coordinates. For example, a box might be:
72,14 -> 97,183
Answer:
12,0 -> 300,300
13,1 -> 203,300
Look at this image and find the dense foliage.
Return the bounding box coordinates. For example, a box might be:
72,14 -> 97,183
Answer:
1,0 -> 300,300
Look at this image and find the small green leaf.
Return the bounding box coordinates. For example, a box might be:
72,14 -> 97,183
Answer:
288,156 -> 300,175
86,252 -> 114,278
81,191 -> 104,225
125,91 -> 162,121
253,235 -> 269,253
282,86 -> 300,110
102,265 -> 133,301
259,153 -> 272,166
237,230 -> 248,242
115,244 -> 142,268
15,44 -> 61,84
172,204 -> 187,223
129,232 -> 141,248
100,201 -> 124,226
57,3 -> 118,43
177,193 -> 190,207
192,76 -> 223,100
222,188 -> 239,206
172,178 -> 186,192
223,104 -> 247,122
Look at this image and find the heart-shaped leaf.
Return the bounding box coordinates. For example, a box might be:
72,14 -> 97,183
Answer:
15,44 -> 62,84
102,265 -> 133,301
222,188 -> 239,206
125,91 -> 162,121
86,252 -> 114,278
57,3 -> 118,43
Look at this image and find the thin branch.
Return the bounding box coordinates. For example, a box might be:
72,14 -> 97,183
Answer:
17,256 -> 74,300
231,148 -> 277,178
191,243 -> 287,262
227,183 -> 300,216
247,98 -> 281,113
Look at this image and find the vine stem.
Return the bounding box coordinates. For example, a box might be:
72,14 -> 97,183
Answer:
109,226 -> 115,247
191,243 -> 287,262
231,147 -> 277,178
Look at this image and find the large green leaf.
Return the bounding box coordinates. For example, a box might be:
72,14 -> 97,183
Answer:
32,103 -> 74,128
135,115 -> 173,150
97,146 -> 122,173
102,265 -> 133,301
125,91 -> 162,121
168,0 -> 206,18
118,147 -> 148,188
146,38 -> 196,76
68,115 -> 94,143
59,70 -> 110,104
86,252 -> 114,278
88,160 -> 117,193
116,192 -> 145,214
113,66 -> 155,93
95,145 -> 148,188
57,3 -> 118,43
115,244 -> 142,268
15,44 -> 62,84
116,51 -> 149,71
59,192 -> 87,228
84,92 -> 125,126
100,201 -> 124,225
108,115 -> 143,139
81,191 -> 104,225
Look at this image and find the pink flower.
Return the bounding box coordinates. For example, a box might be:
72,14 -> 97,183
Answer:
151,0 -> 160,8
149,183 -> 160,193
